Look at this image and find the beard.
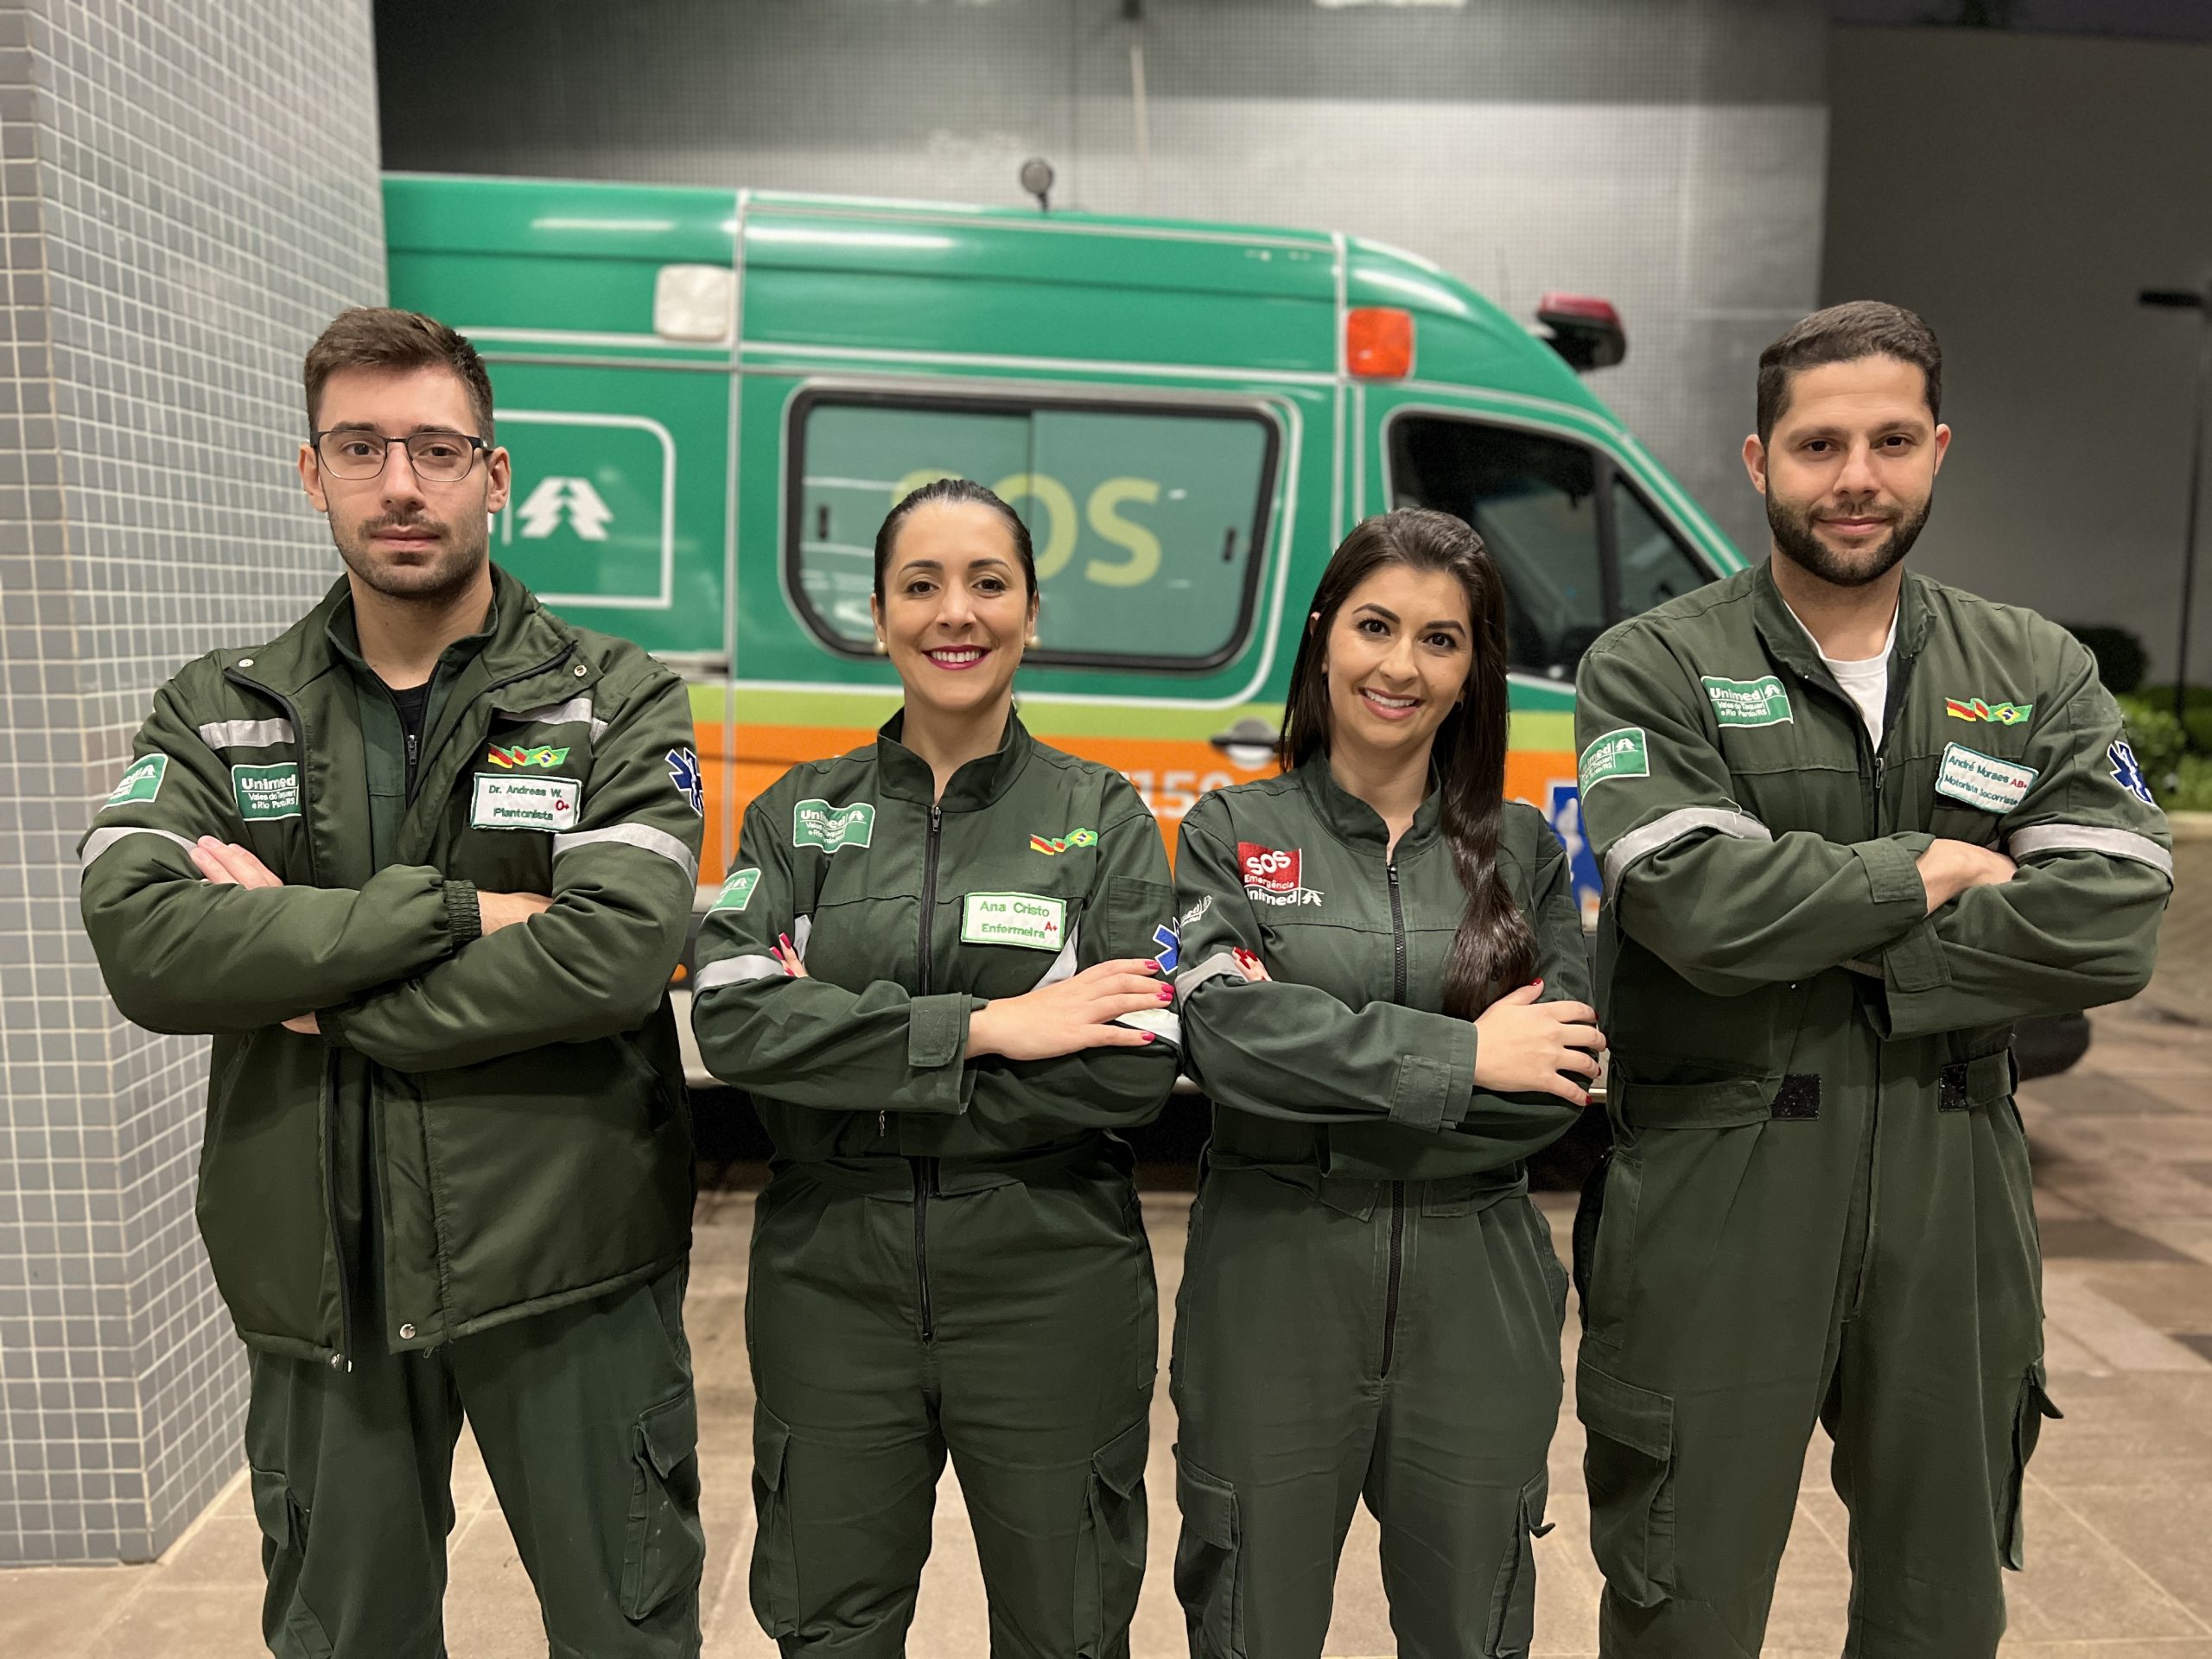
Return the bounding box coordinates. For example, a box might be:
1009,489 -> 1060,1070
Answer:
332,507 -> 489,604
1767,490 -> 1932,588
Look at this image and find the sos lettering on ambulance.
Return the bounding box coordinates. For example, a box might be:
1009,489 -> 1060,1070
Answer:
1237,842 -> 1323,907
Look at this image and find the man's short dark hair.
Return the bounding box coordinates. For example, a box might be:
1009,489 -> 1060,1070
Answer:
304,308 -> 495,442
1756,301 -> 1942,444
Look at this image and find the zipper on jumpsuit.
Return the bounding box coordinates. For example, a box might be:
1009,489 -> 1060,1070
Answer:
911,803 -> 944,1343
226,668 -> 354,1373
1381,861 -> 1408,1379
1839,647 -> 1910,1320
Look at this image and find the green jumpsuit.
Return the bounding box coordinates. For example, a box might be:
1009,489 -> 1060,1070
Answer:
1573,563 -> 2171,1657
690,712 -> 1181,1658
1170,758 -> 1588,1659
78,568 -> 707,1657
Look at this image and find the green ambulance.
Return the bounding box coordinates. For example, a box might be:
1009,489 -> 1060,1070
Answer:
378,171 -> 2085,1086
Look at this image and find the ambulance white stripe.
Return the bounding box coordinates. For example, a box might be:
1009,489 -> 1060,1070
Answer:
196,718 -> 294,748
1604,807 -> 1772,895
2008,823 -> 2174,880
79,825 -> 196,868
550,823 -> 699,881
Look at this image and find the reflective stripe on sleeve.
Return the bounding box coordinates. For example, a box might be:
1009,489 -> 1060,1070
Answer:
2008,823 -> 2174,880
79,825 -> 197,868
1603,806 -> 1773,895
1115,1006 -> 1181,1045
550,823 -> 699,882
1034,928 -> 1081,989
1174,950 -> 1248,997
693,954 -> 785,990
195,718 -> 295,748
508,695 -> 608,741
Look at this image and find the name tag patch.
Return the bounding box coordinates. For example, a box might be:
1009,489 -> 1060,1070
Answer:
1702,675 -> 1793,728
232,763 -> 301,821
1936,743 -> 2037,814
472,772 -> 581,831
961,891 -> 1066,951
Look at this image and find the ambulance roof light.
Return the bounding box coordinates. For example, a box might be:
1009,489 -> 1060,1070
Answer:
1536,293 -> 1626,372
1346,307 -> 1414,379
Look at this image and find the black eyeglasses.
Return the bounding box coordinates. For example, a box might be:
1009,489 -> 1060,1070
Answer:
311,429 -> 490,482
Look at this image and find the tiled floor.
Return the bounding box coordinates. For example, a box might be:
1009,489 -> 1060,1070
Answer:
5,996 -> 2212,1656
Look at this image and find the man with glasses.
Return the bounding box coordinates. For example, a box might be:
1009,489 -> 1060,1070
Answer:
78,308 -> 706,1656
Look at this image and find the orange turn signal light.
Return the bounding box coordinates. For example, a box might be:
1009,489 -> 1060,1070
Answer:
1346,307 -> 1414,379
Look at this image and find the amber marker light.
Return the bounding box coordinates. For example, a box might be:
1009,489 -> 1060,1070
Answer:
1345,307 -> 1414,378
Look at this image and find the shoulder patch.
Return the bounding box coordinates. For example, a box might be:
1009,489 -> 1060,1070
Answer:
1701,676 -> 1793,728
666,747 -> 704,815
793,798 -> 874,853
2108,740 -> 2155,805
712,868 -> 761,911
101,753 -> 168,810
1579,728 -> 1649,791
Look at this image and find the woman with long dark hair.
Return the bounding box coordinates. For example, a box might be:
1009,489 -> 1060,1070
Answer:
692,478 -> 1181,1656
1169,507 -> 1605,1658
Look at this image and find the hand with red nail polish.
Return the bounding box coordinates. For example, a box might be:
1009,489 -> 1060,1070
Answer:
965,957 -> 1170,1062
771,931 -> 809,979
1471,981 -> 1605,1106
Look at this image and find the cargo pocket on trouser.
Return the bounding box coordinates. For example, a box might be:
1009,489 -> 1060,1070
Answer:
2000,1363 -> 2063,1570
1484,1470 -> 1555,1657
622,1389 -> 707,1623
1074,1416 -> 1149,1656
1173,1453 -> 1245,1659
750,1403 -> 799,1639
248,1465 -> 334,1659
1578,1362 -> 1676,1607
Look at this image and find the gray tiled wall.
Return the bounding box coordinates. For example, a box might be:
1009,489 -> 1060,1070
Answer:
0,0 -> 383,1566
376,0 -> 1830,559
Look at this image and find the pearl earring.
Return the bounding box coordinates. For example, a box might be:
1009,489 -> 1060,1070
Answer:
873,638 -> 887,655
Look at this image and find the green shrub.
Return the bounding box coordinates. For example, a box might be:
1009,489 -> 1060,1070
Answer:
2118,696 -> 2189,794
2170,753 -> 2212,812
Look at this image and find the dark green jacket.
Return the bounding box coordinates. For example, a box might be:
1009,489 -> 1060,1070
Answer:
690,713 -> 1179,1175
78,567 -> 702,1366
1173,756 -> 1589,1185
1574,562 -> 2171,1122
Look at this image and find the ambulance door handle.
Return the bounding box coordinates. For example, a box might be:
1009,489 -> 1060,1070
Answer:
1221,528 -> 1238,563
1209,716 -> 1280,769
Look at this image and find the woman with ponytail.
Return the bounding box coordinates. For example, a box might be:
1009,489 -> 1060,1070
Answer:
1168,508 -> 1604,1659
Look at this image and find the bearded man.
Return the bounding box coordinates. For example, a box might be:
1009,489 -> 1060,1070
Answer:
1569,301 -> 2171,1657
78,308 -> 705,1656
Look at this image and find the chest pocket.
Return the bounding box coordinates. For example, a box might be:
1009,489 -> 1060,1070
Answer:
1712,684 -> 1865,841
221,747 -> 313,880
445,722 -> 595,893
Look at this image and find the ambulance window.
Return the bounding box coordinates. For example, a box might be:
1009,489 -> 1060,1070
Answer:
1612,476 -> 1713,616
789,393 -> 1279,671
1387,416 -> 1606,681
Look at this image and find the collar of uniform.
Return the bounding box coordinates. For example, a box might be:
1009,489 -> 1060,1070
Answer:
223,564 -> 574,695
1294,750 -> 1445,858
324,584 -> 499,687
874,709 -> 1033,810
1749,557 -> 1933,682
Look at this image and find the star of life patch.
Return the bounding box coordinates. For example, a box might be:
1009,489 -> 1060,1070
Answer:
1935,743 -> 2037,814
2108,740 -> 2155,805
666,747 -> 704,815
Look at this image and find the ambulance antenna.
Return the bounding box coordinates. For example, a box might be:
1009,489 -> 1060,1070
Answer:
1020,157 -> 1055,215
